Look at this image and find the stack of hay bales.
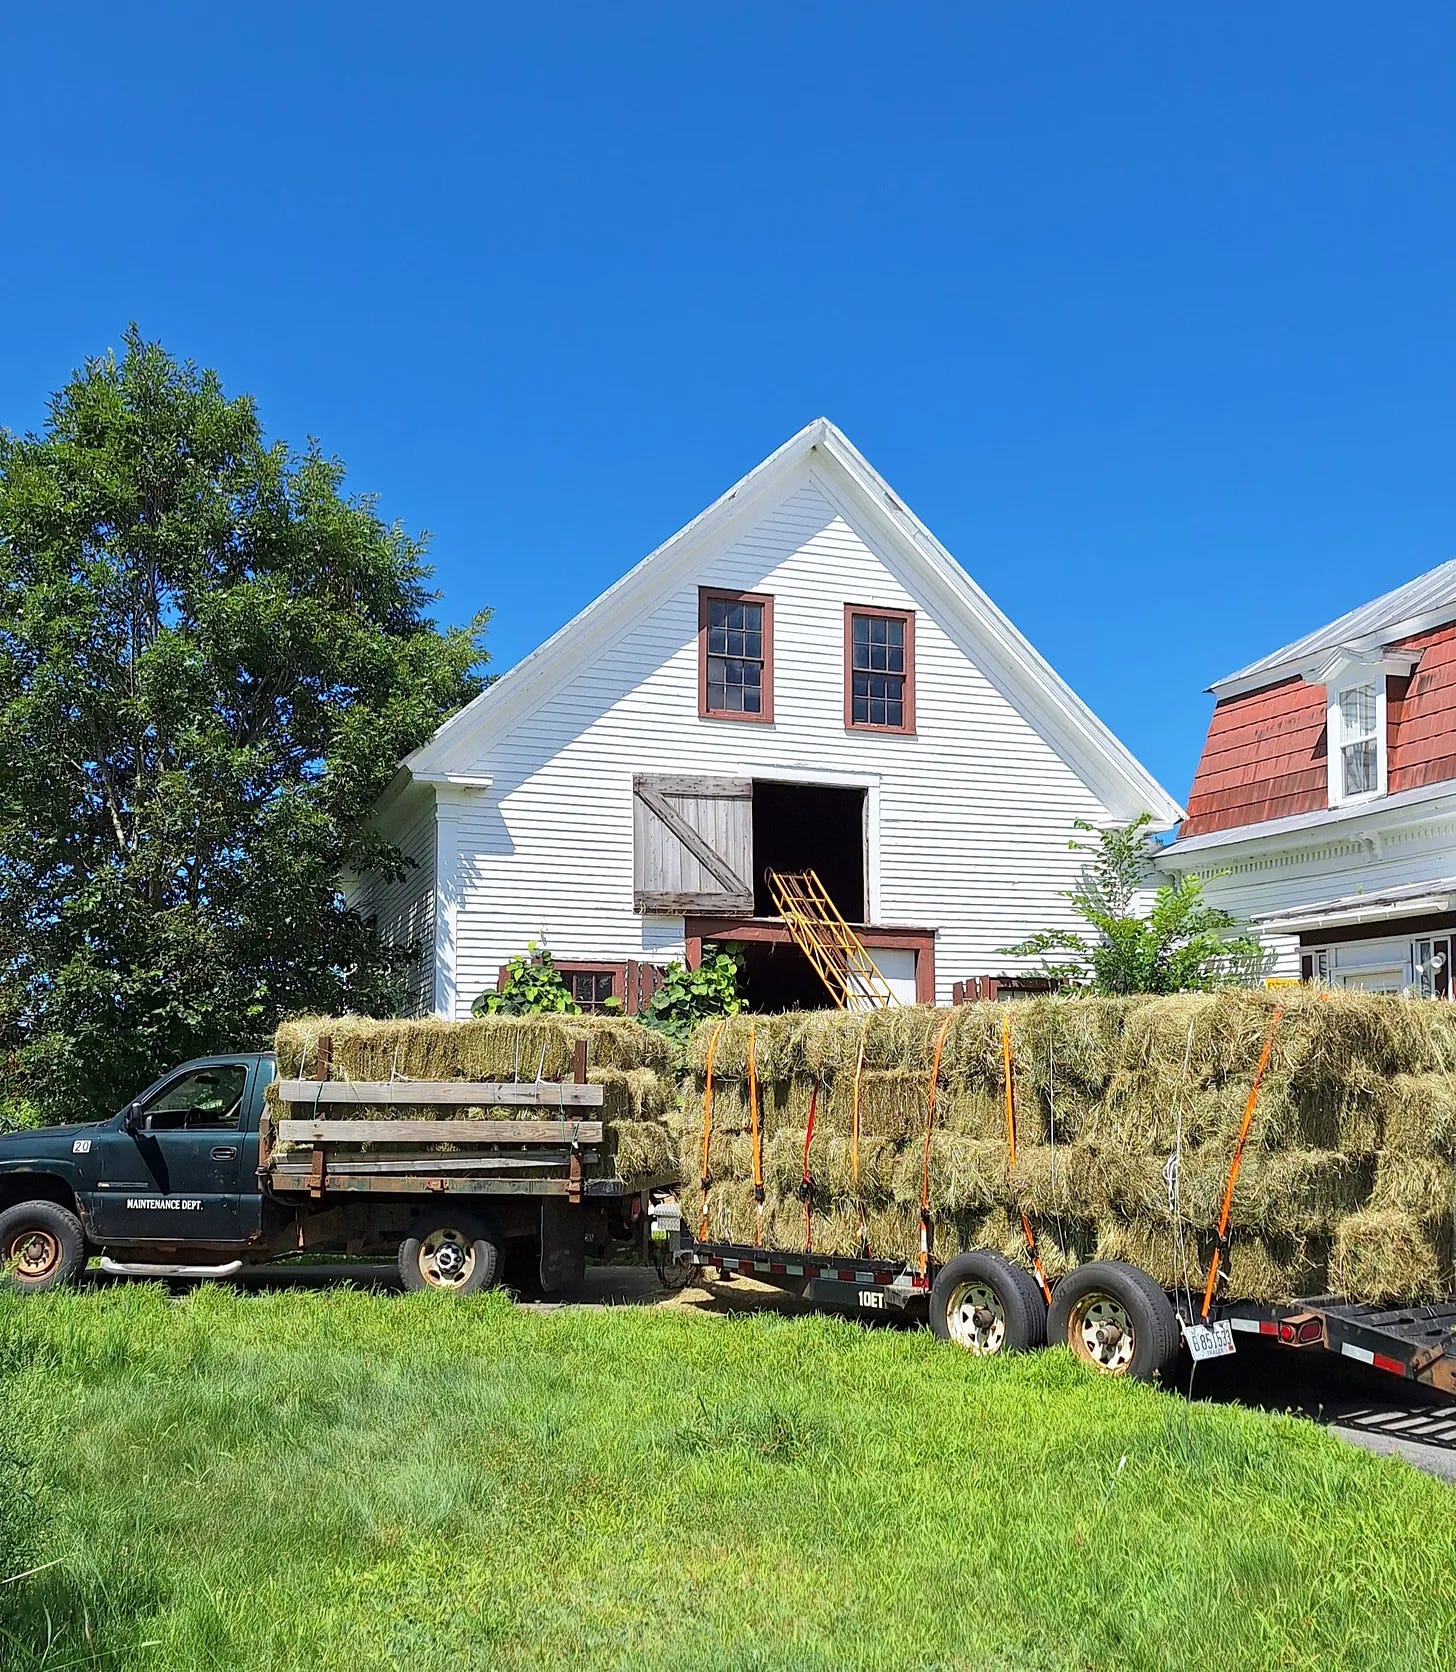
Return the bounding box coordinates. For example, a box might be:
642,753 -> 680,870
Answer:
680,990 -> 1456,1303
270,1014 -> 681,1190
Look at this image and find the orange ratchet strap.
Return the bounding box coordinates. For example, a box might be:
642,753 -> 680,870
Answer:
748,1024 -> 764,1247
1002,1013 -> 1053,1304
1200,1006 -> 1284,1320
918,1012 -> 955,1278
698,1021 -> 724,1242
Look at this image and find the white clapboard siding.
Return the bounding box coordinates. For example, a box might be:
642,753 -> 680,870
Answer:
410,468 -> 1122,1016
364,799 -> 436,1018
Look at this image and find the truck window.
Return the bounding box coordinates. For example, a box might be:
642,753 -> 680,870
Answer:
143,1065 -> 248,1132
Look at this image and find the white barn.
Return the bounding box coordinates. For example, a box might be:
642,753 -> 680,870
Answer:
358,420 -> 1182,1018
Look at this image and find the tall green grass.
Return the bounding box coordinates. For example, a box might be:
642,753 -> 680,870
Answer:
1,1284 -> 1453,1671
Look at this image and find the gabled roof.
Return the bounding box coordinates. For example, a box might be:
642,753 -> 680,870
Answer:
1213,556 -> 1456,697
408,418 -> 1183,827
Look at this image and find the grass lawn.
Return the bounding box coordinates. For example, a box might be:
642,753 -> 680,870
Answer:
2,1284 -> 1454,1672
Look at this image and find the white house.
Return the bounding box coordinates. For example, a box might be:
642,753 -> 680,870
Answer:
1160,558 -> 1456,995
358,420 -> 1182,1018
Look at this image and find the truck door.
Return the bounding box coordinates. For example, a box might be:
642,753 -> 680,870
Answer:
86,1061 -> 253,1246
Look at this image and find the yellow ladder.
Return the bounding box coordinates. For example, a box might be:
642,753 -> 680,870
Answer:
765,868 -> 901,1010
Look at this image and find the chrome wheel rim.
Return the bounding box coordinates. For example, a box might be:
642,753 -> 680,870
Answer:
945,1280 -> 1007,1354
419,1229 -> 476,1289
7,1229 -> 61,1282
1068,1293 -> 1135,1373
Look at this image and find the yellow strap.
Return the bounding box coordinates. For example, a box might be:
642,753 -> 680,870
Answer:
1001,1011 -> 1018,1168
918,1012 -> 955,1276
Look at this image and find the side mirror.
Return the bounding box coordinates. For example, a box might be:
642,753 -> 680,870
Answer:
121,1103 -> 143,1135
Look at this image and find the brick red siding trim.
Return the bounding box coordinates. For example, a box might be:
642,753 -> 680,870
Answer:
1181,677 -> 1329,837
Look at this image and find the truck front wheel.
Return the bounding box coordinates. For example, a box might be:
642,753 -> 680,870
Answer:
0,1200 -> 87,1293
398,1211 -> 501,1296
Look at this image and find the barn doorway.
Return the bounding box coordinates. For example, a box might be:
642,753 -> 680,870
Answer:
729,937 -> 835,1012
751,780 -> 866,922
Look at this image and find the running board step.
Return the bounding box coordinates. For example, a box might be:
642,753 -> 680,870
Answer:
99,1257 -> 244,1279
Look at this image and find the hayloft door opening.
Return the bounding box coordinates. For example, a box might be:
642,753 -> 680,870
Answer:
751,780 -> 866,922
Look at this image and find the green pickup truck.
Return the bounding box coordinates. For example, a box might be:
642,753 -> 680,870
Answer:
0,1052 -> 642,1296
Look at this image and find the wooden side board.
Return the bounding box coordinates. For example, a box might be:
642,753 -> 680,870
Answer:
274,1080 -> 604,1108
274,1118 -> 606,1145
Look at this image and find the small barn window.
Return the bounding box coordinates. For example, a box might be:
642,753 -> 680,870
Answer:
845,606 -> 915,733
567,968 -> 618,1012
699,589 -> 773,723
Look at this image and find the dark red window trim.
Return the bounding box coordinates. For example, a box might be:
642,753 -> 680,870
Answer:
699,587 -> 774,724
844,604 -> 915,734
685,919 -> 936,1005
497,959 -> 627,1012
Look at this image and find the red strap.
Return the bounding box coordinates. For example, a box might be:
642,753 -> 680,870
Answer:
801,1078 -> 819,1252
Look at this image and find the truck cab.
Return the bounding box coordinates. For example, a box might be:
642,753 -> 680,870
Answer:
0,1052 -> 277,1286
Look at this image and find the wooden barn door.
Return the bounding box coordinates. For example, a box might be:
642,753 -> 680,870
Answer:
633,775 -> 753,915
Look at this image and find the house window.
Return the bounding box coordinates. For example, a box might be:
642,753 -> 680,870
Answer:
699,589 -> 773,722
1336,681 -> 1380,799
567,968 -> 618,1012
1413,938 -> 1453,1001
845,606 -> 915,733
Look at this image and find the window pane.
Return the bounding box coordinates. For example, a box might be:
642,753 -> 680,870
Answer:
1339,684 -> 1376,740
1342,739 -> 1377,796
146,1065 -> 247,1130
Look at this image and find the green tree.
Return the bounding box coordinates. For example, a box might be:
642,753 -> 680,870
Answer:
998,815 -> 1270,994
0,329 -> 487,1120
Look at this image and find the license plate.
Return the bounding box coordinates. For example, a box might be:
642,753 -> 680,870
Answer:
650,1214 -> 681,1242
1182,1319 -> 1236,1362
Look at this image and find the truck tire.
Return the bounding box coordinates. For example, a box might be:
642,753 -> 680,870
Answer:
398,1211 -> 501,1296
1047,1260 -> 1180,1383
0,1200 -> 87,1293
929,1250 -> 1047,1355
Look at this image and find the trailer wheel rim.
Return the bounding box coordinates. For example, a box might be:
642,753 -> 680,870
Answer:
945,1280 -> 1007,1354
1067,1292 -> 1135,1373
419,1229 -> 476,1289
6,1228 -> 61,1282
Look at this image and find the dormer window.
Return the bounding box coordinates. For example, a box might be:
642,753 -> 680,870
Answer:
1336,682 -> 1379,798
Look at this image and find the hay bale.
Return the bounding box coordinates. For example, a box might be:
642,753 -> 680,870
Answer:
275,1012 -> 675,1082
1368,1154 -> 1456,1222
1094,1220 -> 1333,1304
1332,1211 -> 1450,1303
1378,1074 -> 1456,1159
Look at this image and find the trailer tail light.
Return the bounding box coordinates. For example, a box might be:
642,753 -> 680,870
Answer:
1276,1318 -> 1324,1345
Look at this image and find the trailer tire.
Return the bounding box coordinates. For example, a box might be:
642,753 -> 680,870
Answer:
0,1200 -> 87,1293
398,1211 -> 500,1296
930,1251 -> 1046,1355
1047,1260 -> 1180,1383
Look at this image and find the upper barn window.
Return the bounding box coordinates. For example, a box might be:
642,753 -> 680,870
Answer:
699,589 -> 773,722
845,606 -> 915,733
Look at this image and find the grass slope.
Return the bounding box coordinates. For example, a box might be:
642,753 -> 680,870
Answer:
2,1286 -> 1454,1672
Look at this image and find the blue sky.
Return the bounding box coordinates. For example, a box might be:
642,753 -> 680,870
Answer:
3,5 -> 1453,802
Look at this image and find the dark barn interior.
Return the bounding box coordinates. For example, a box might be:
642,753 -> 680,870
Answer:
751,781 -> 866,921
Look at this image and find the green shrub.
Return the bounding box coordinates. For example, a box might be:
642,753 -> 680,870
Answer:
641,949 -> 743,1045
472,942 -> 618,1017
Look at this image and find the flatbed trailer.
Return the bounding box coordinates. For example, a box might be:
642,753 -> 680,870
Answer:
653,1212 -> 1456,1399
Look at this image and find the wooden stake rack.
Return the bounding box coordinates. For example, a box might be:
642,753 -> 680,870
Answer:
266,1036 -> 604,1202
